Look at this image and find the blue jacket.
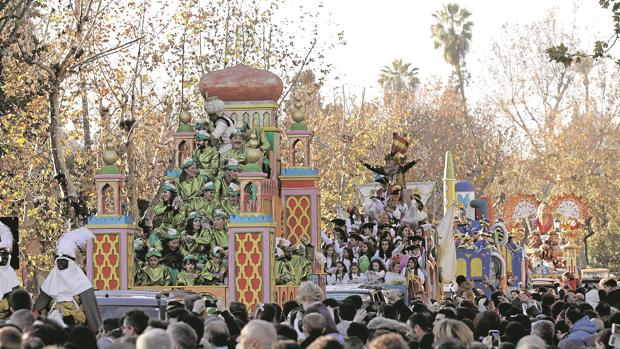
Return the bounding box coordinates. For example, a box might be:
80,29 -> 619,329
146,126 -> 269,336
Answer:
559,316 -> 600,349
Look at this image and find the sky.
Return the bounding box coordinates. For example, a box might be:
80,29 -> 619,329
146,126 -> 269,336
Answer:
289,0 -> 613,102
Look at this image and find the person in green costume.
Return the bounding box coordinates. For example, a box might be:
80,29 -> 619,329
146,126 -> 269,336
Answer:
160,229 -> 184,272
153,183 -> 184,231
194,130 -> 220,182
275,247 -> 294,285
220,129 -> 246,172
241,121 -> 271,175
180,211 -> 211,261
195,182 -> 221,222
206,209 -> 229,250
133,237 -> 148,263
221,184 -> 240,216
175,159 -> 205,218
147,223 -> 167,252
285,237 -> 314,284
201,247 -> 227,285
214,160 -> 240,201
134,249 -> 175,286
177,255 -> 203,286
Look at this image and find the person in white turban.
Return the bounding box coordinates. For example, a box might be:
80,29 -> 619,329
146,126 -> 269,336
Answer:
33,227 -> 102,332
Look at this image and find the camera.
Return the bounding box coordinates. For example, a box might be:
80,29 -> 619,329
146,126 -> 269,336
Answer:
489,330 -> 500,347
609,323 -> 620,348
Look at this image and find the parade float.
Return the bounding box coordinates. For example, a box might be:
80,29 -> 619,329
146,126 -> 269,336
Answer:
85,64 -> 323,310
443,149 -> 598,295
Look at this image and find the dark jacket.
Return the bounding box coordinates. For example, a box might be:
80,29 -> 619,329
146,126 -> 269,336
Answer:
301,333 -> 322,349
393,299 -> 412,322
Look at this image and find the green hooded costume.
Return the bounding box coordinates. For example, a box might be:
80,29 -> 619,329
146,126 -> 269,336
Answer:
134,249 -> 175,286
193,131 -> 221,181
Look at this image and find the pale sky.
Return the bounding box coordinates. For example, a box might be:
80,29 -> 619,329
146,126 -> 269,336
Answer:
288,0 -> 612,102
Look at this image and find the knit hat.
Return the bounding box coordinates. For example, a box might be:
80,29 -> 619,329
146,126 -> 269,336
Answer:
367,317 -> 408,337
163,183 -> 178,193
195,130 -> 211,141
146,248 -> 162,258
165,229 -> 180,240
181,159 -> 194,169
213,209 -> 228,219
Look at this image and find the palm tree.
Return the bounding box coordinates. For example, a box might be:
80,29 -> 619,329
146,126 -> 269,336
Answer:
431,3 -> 473,106
378,58 -> 420,93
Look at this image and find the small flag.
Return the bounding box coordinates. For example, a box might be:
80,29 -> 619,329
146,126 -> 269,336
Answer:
390,133 -> 409,155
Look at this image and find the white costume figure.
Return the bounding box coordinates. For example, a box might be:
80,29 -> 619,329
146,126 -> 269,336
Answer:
34,227 -> 102,332
363,197 -> 385,222
204,97 -> 237,153
0,222 -> 19,319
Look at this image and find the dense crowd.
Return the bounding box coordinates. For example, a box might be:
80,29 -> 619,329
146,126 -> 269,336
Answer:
4,278 -> 620,349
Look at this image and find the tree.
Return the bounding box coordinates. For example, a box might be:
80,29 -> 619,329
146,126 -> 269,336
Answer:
547,1 -> 620,67
483,11 -> 620,270
483,12 -> 578,153
431,3 -> 473,108
378,58 -> 420,94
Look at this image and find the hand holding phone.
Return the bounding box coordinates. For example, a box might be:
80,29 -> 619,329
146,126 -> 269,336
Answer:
489,330 -> 500,348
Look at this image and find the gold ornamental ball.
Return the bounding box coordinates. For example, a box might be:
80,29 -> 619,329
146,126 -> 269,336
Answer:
246,148 -> 261,164
179,110 -> 192,124
292,97 -> 305,123
102,139 -> 119,165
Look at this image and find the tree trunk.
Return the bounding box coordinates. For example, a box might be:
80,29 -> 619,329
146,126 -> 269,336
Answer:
125,137 -> 141,221
49,82 -> 78,209
455,62 -> 467,115
80,71 -> 92,149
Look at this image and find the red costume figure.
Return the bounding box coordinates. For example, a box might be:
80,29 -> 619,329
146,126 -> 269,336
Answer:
533,202 -> 554,234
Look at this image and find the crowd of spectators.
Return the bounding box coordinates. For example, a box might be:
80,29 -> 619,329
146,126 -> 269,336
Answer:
3,277 -> 620,349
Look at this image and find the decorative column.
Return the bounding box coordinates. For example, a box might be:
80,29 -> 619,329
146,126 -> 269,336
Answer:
238,135 -> 269,214
443,151 -> 456,214
563,241 -> 580,275
86,138 -> 135,290
281,98 -> 323,290
228,214 -> 276,310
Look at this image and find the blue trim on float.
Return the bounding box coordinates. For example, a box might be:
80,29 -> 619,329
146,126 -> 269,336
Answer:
88,215 -> 134,225
229,214 -> 273,223
456,181 -> 475,192
280,167 -> 319,176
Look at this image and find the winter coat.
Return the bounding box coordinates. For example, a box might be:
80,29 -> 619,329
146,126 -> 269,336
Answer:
558,316 -> 600,349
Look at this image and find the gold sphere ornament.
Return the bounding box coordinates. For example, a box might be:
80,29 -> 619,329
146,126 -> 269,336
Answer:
102,137 -> 119,165
179,110 -> 192,124
292,97 -> 305,123
246,148 -> 261,164
246,134 -> 261,164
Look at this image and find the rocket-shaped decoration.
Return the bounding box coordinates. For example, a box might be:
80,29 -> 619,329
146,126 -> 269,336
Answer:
443,151 -> 456,214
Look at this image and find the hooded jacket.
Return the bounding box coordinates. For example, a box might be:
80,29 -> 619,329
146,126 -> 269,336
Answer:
558,316 -> 600,349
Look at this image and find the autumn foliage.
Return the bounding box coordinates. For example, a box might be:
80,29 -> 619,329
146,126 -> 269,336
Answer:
2,1 -> 620,291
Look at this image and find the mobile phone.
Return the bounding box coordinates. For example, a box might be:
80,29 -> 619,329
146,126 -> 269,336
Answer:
489,330 -> 500,347
613,323 -> 620,335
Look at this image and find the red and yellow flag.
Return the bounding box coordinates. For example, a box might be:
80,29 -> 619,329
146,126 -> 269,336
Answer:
390,133 -> 409,155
